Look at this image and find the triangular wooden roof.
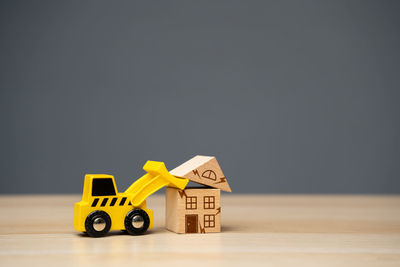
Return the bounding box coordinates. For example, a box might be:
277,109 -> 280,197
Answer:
170,155 -> 231,192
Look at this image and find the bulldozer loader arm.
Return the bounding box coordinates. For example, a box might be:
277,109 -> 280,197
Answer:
125,161 -> 189,207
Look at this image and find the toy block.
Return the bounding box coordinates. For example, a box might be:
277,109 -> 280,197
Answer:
166,187 -> 221,234
170,155 -> 231,192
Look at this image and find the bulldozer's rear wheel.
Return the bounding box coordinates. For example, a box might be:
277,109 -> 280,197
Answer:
124,209 -> 150,235
85,210 -> 111,237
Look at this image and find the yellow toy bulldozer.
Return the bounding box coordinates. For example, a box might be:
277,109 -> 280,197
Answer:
74,161 -> 188,237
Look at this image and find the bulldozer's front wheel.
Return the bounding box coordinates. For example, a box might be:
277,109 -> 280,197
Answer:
124,209 -> 150,235
85,210 -> 111,237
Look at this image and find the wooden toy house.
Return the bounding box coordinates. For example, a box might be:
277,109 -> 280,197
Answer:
166,156 -> 231,234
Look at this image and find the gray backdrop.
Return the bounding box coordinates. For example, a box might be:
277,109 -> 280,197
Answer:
1,0 -> 399,194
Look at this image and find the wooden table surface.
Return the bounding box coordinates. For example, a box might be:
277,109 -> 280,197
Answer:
0,195 -> 399,266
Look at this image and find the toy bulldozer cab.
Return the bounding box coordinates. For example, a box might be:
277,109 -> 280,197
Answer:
74,161 -> 188,237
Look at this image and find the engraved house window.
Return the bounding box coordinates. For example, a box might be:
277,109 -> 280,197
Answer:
203,196 -> 215,209
186,196 -> 197,210
204,214 -> 215,228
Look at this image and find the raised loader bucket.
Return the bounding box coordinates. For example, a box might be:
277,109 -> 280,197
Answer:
125,161 -> 189,207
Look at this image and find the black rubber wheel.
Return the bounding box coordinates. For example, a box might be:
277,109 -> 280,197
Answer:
124,209 -> 150,235
85,210 -> 112,237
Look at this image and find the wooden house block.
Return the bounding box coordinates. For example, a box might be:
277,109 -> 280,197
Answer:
166,187 -> 221,234
170,155 -> 231,192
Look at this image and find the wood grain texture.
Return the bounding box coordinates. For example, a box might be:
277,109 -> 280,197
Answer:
165,187 -> 221,233
0,195 -> 399,267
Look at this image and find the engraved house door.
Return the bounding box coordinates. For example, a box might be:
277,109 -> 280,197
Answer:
185,214 -> 198,233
